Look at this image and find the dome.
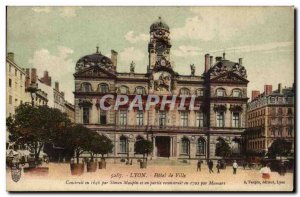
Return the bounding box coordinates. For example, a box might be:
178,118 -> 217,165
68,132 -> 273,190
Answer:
75,47 -> 113,72
150,17 -> 170,32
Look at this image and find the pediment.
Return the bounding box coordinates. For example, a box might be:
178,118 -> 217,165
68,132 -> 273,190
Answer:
74,66 -> 116,78
210,72 -> 248,84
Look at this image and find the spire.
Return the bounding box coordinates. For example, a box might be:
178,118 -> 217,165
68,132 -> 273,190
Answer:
223,51 -> 226,60
96,46 -> 99,54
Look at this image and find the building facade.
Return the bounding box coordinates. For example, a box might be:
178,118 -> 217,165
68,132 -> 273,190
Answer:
74,18 -> 249,159
6,53 -> 28,117
245,84 -> 295,154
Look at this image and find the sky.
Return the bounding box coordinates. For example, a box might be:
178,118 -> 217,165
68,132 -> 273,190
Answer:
7,6 -> 294,104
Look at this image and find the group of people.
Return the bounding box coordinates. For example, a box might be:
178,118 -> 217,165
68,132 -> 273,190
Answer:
197,159 -> 239,174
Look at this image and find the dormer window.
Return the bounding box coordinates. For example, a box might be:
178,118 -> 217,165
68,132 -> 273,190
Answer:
136,86 -> 145,95
232,89 -> 242,98
82,83 -> 92,92
216,88 -> 225,97
99,83 -> 109,93
119,86 -> 129,94
195,89 -> 204,97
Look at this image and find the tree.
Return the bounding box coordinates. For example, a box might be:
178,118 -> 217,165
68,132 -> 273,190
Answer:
6,104 -> 70,162
63,124 -> 94,164
134,139 -> 153,162
215,139 -> 232,158
268,138 -> 292,159
88,134 -> 114,161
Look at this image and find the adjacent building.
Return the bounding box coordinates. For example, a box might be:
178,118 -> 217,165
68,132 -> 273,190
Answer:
245,84 -> 295,154
74,18 -> 249,159
6,52 -> 28,117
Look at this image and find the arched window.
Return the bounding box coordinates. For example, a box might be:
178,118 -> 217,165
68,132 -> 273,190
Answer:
135,86 -> 145,95
197,138 -> 206,155
136,135 -> 144,142
119,136 -> 128,153
119,86 -> 129,94
181,137 -> 190,155
195,89 -> 204,97
216,88 -> 226,97
99,83 -> 109,93
82,83 -> 92,92
232,89 -> 242,97
180,88 -> 190,96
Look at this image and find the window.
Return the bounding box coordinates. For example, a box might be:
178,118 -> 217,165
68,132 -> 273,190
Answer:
278,118 -> 283,125
216,111 -> 225,127
180,111 -> 188,127
9,65 -> 11,72
181,138 -> 190,155
287,108 -> 293,115
119,86 -> 129,94
287,118 -> 293,125
99,110 -> 107,125
136,110 -> 144,126
83,107 -> 90,124
9,95 -> 12,104
8,78 -> 12,87
195,89 -> 204,97
278,108 -> 283,114
196,112 -> 204,128
216,88 -> 225,97
197,138 -> 206,155
119,136 -> 128,153
136,87 -> 145,95
288,127 -> 293,136
99,83 -> 109,93
159,111 -> 166,127
232,89 -> 242,97
82,83 -> 92,92
119,110 -> 127,125
180,88 -> 190,95
15,69 -> 17,76
278,127 -> 283,136
232,112 -> 240,128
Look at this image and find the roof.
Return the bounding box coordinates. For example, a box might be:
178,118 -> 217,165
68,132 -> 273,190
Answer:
75,50 -> 113,73
150,17 -> 170,32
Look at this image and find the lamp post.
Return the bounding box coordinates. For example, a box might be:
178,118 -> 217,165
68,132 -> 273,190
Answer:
26,83 -> 38,106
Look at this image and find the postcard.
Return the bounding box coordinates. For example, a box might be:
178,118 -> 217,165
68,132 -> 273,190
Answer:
6,6 -> 294,192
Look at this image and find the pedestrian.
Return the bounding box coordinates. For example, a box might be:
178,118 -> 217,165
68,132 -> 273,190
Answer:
243,160 -> 247,170
197,159 -> 201,172
216,161 -> 220,173
208,160 -> 214,173
232,160 -> 238,175
279,161 -> 286,176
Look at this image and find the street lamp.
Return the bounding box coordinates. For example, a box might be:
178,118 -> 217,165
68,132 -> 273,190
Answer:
26,83 -> 38,106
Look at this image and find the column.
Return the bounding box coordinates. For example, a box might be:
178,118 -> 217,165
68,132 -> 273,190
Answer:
153,137 -> 157,158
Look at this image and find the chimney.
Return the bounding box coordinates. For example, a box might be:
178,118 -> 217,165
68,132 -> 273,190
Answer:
239,58 -> 243,66
216,56 -> 222,62
40,70 -> 52,86
278,83 -> 282,94
204,54 -> 210,72
264,85 -> 273,96
252,90 -> 260,101
7,52 -> 14,62
61,91 -> 65,98
25,68 -> 31,88
111,50 -> 118,69
210,56 -> 213,67
223,52 -> 226,60
55,81 -> 59,91
31,68 -> 37,83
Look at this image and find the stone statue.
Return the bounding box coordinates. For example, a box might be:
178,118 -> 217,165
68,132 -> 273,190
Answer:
190,64 -> 195,76
130,61 -> 135,73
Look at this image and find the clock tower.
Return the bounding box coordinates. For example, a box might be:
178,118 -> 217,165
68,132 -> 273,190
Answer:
148,17 -> 172,72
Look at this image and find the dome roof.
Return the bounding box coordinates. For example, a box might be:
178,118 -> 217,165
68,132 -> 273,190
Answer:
150,17 -> 169,32
75,48 -> 113,72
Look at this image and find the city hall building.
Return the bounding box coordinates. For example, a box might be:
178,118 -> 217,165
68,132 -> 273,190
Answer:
74,18 -> 249,159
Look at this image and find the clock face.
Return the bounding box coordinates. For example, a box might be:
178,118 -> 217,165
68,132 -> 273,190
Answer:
156,42 -> 165,54
160,59 -> 166,66
154,30 -> 165,38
